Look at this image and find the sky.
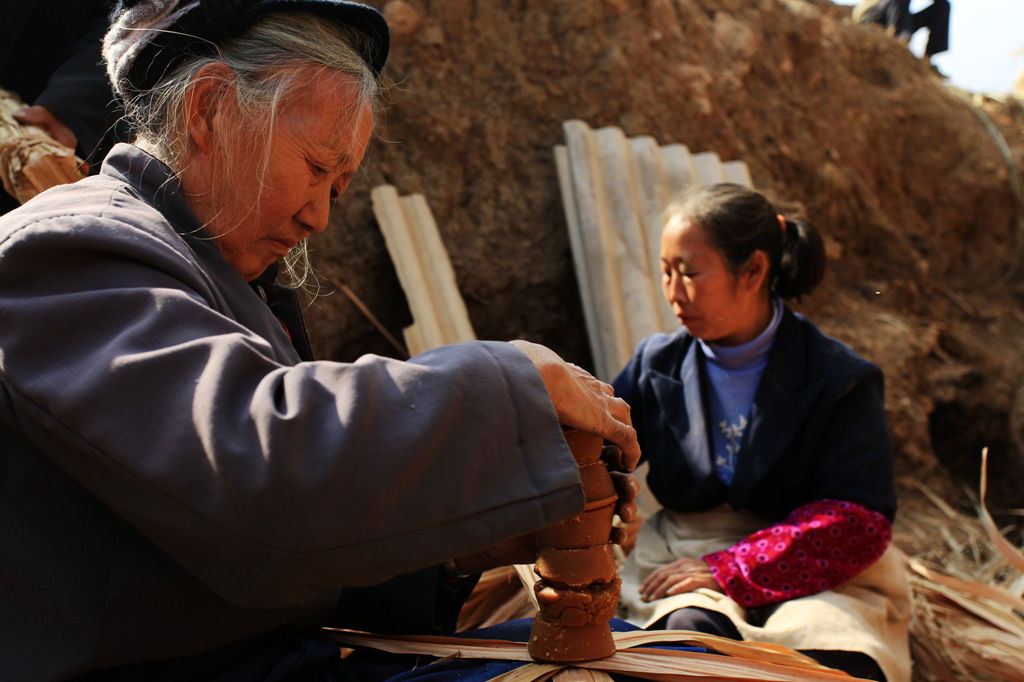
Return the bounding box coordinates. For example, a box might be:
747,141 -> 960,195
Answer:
833,0 -> 1024,94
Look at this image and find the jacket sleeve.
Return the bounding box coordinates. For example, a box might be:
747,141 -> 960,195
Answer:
0,207 -> 584,610
703,499 -> 892,607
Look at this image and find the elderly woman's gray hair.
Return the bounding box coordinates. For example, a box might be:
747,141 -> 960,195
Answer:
103,2 -> 387,288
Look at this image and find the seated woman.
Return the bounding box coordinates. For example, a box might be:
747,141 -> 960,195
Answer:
613,183 -> 911,682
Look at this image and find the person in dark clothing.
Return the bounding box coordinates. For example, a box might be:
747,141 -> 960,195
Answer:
854,0 -> 950,59
613,184 -> 911,682
0,1 -> 125,211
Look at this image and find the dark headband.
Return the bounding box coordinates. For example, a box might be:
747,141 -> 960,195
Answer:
112,0 -> 390,96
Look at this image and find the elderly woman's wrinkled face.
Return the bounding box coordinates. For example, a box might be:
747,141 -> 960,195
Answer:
200,74 -> 373,281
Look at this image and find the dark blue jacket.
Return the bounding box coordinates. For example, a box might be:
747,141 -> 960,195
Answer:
612,306 -> 897,522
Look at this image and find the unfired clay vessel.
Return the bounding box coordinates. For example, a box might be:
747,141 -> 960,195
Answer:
527,429 -> 620,662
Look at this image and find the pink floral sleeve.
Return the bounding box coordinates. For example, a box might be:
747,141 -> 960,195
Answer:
702,499 -> 891,608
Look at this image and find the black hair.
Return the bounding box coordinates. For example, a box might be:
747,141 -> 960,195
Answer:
668,183 -> 826,301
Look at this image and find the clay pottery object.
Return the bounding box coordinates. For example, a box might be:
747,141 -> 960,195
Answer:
534,578 -> 622,626
527,426 -> 619,663
562,428 -> 602,466
528,618 -> 616,662
531,498 -> 615,548
535,545 -> 617,587
578,459 -> 616,502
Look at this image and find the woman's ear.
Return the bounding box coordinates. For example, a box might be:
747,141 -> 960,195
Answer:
742,250 -> 771,292
183,63 -> 236,153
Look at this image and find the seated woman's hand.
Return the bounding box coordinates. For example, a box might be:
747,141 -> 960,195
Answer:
508,340 -> 640,471
640,557 -> 721,602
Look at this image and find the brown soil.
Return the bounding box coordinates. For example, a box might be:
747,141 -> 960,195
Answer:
306,0 -> 1024,545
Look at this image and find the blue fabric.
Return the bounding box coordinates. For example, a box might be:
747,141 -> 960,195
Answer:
697,298 -> 782,484
81,618 -> 705,681
335,618 -> 706,682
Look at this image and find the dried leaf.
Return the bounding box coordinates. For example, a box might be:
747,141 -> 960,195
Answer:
979,448 -> 1024,573
514,563 -> 541,611
325,629 -> 864,681
908,559 -> 1024,613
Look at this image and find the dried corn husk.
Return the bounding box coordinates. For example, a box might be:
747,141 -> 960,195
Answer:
0,88 -> 84,203
900,448 -> 1024,682
979,448 -> 1024,575
513,563 -> 541,611
325,628 -> 863,681
458,566 -> 539,632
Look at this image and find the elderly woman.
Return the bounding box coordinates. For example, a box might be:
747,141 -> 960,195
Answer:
0,1 -> 638,679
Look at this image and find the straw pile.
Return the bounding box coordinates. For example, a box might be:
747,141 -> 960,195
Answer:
0,88 -> 84,204
895,449 -> 1024,681
458,565 -> 538,632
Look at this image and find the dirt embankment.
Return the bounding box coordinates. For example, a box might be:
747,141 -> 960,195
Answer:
308,0 -> 1024,539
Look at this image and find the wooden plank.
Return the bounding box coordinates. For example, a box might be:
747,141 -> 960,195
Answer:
629,136 -> 681,334
557,121 -> 757,376
691,151 -> 726,186
660,143 -> 695,195
403,322 -> 429,360
594,125 -> 664,371
405,193 -> 475,344
555,143 -> 604,377
562,120 -> 632,380
371,185 -> 475,356
722,160 -> 753,188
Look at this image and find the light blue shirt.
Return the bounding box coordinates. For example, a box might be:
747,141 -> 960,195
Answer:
695,298 -> 783,485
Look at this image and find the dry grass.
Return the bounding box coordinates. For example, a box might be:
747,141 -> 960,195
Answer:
458,565 -> 539,632
896,449 -> 1024,682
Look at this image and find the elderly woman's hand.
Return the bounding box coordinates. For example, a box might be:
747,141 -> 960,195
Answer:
509,339 -> 640,471
601,443 -> 639,524
451,456 -> 640,576
607,453 -> 640,538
